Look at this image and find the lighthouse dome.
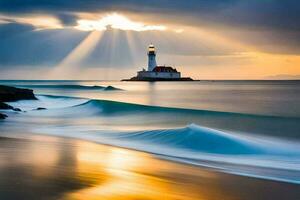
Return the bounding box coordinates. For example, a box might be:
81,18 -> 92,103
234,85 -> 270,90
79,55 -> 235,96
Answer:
148,44 -> 155,51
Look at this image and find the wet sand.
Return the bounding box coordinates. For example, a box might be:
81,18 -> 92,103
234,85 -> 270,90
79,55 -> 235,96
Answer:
0,135 -> 299,200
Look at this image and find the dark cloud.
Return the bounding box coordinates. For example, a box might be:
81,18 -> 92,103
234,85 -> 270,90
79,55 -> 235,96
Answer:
56,13 -> 78,26
0,0 -> 233,13
221,29 -> 300,54
214,1 -> 300,31
0,22 -> 34,39
0,0 -> 299,31
0,22 -> 88,67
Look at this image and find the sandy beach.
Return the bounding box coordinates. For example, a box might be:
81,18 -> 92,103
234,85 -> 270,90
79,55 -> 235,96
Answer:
1,81 -> 300,199
0,134 -> 299,200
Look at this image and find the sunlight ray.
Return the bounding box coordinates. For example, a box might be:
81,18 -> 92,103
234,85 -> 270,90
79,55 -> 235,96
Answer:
109,29 -> 119,66
125,31 -> 141,67
57,31 -> 103,68
51,31 -> 103,77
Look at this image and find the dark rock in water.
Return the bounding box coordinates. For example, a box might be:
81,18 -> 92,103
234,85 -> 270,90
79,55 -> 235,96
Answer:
0,102 -> 14,110
0,113 -> 7,119
0,101 -> 22,113
0,102 -> 22,112
13,108 -> 22,112
0,85 -> 37,102
36,107 -> 46,110
104,86 -> 121,91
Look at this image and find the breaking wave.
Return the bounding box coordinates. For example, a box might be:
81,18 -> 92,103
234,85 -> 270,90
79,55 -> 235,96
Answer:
36,123 -> 300,184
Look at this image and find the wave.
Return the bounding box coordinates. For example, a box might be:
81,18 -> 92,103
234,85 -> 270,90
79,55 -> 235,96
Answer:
106,124 -> 266,154
22,95 -> 300,139
35,123 -> 300,184
14,84 -> 122,91
7,95 -> 89,111
73,98 -> 269,116
6,94 -> 300,183
22,94 -> 298,118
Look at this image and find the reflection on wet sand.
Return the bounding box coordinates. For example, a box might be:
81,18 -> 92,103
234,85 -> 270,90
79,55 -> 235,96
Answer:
0,135 -> 299,200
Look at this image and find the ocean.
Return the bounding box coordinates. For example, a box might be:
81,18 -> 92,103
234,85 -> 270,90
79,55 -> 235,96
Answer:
1,80 -> 300,184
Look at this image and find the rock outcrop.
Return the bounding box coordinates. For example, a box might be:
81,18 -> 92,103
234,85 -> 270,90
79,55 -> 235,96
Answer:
0,85 -> 37,102
36,107 -> 46,110
0,85 -> 37,119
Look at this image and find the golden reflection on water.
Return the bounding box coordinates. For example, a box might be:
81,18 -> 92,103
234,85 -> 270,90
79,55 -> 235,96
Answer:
64,141 -> 216,200
0,135 -> 298,200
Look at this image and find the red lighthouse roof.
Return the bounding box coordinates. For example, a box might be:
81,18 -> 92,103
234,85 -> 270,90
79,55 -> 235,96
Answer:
152,66 -> 178,73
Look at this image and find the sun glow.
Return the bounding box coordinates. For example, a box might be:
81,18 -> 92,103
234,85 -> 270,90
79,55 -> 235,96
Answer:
75,13 -> 167,32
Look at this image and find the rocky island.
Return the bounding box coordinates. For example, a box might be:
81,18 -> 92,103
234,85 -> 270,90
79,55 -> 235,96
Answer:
123,44 -> 194,82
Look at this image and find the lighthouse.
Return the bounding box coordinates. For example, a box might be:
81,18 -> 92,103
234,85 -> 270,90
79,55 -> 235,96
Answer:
148,44 -> 157,71
123,44 -> 193,81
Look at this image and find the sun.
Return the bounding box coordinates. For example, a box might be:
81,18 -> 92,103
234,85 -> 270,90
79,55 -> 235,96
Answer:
75,13 -> 167,32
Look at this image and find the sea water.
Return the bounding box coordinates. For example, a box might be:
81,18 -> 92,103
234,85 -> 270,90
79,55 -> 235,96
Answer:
1,80 -> 300,183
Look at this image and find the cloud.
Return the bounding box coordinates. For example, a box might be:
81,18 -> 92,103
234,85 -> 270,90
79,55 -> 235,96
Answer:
265,74 -> 300,80
0,14 -> 63,29
74,13 -> 166,32
0,22 -> 34,39
0,0 -> 299,31
0,22 -> 88,67
57,13 -> 78,26
0,0 -> 299,54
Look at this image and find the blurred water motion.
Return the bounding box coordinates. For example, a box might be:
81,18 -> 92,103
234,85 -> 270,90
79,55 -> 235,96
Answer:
0,135 -> 299,200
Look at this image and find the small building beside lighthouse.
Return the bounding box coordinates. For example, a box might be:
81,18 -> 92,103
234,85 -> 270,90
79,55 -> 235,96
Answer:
123,44 -> 193,81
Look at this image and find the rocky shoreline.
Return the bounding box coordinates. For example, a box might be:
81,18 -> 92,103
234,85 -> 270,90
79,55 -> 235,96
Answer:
0,85 -> 37,119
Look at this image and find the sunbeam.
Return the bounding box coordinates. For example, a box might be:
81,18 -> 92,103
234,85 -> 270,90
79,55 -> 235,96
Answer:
109,29 -> 119,66
51,30 -> 103,78
58,31 -> 103,68
125,31 -> 143,67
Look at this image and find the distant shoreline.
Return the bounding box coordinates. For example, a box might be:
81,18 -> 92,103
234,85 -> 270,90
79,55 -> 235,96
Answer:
1,79 -> 300,82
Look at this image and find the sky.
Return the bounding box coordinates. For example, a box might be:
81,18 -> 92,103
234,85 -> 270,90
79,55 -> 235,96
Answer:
0,0 -> 300,80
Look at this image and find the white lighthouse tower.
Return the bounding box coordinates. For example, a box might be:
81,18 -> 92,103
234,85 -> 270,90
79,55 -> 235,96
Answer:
147,44 -> 157,71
